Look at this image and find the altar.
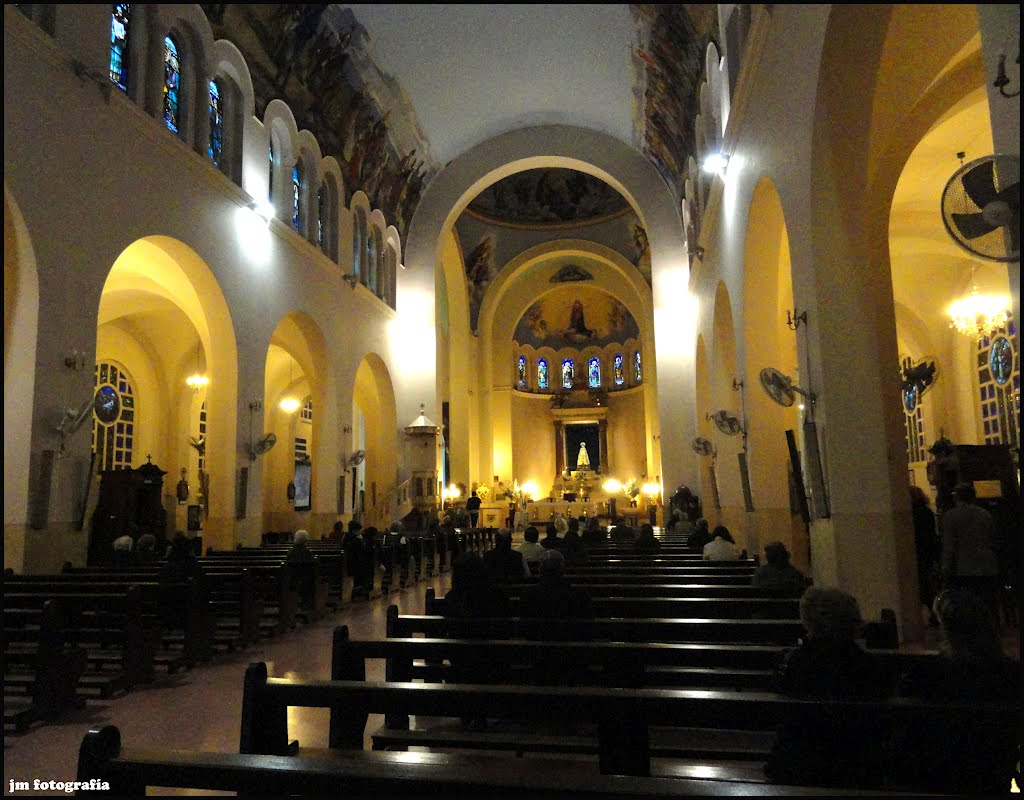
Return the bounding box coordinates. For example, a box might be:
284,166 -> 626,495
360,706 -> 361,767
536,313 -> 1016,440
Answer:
526,499 -> 603,524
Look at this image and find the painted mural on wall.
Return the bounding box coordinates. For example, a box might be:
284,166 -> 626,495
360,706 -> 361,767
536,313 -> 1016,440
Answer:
200,4 -> 435,241
631,4 -> 718,201
514,286 -> 640,350
466,168 -> 630,227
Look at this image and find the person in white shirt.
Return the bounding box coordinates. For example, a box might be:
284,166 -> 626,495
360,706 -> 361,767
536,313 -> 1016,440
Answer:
702,525 -> 739,561
517,525 -> 547,567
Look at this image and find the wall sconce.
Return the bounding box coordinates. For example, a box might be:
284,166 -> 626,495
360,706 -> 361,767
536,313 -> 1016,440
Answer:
786,309 -> 808,330
248,399 -> 263,412
247,199 -> 274,223
689,245 -> 705,261
702,152 -> 729,174
342,273 -> 358,288
732,378 -> 744,391
994,50 -> 1020,98
342,425 -> 352,434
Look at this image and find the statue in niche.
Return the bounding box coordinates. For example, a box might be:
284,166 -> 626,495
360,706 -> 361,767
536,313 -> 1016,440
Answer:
577,442 -> 591,470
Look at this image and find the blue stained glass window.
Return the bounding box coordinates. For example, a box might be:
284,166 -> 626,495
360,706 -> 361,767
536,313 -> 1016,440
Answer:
562,359 -> 574,389
517,356 -> 527,388
208,79 -> 223,166
613,354 -> 624,386
634,351 -> 642,383
588,357 -> 601,388
292,161 -> 302,231
162,35 -> 181,133
537,359 -> 549,390
110,5 -> 131,91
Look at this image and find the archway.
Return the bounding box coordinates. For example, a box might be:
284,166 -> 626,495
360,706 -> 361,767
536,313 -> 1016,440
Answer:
92,236 -> 237,556
351,353 -> 398,528
694,333 -> 715,517
741,177 -> 805,568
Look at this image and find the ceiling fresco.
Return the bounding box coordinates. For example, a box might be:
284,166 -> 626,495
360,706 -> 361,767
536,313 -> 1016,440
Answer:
513,285 -> 640,350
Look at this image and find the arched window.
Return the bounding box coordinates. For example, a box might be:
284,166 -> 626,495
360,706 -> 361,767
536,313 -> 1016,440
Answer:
634,351 -> 642,383
367,229 -> 379,292
613,353 -> 624,386
162,35 -> 182,134
292,160 -> 302,232
92,362 -> 136,471
109,4 -> 131,91
301,400 -> 313,424
562,359 -> 574,389
516,356 -> 527,388
197,399 -> 207,473
208,79 -> 223,166
977,322 -> 1019,446
588,357 -> 601,388
537,359 -> 549,390
268,141 -> 275,204
352,209 -> 366,282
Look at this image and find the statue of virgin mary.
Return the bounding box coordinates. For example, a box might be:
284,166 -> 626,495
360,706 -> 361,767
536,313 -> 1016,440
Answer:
577,441 -> 591,470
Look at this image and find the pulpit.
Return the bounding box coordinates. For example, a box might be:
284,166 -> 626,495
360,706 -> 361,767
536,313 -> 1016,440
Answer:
88,458 -> 168,565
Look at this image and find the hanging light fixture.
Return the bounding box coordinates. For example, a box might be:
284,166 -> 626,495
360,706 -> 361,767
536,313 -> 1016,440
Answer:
279,354 -> 301,413
185,339 -> 209,391
947,268 -> 1010,338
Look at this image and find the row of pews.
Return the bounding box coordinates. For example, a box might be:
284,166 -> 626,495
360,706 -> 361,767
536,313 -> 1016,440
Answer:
3,528 -> 494,735
71,530 -> 1019,795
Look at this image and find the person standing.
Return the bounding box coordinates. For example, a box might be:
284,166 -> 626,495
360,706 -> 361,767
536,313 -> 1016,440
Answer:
940,482 -> 1000,625
465,489 -> 482,528
909,486 -> 940,623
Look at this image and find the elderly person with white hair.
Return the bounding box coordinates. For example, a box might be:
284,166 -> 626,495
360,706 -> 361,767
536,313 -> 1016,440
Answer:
285,529 -> 315,564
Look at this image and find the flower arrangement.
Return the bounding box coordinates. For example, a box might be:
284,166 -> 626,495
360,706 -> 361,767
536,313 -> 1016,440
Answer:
622,478 -> 641,503
474,485 -> 490,501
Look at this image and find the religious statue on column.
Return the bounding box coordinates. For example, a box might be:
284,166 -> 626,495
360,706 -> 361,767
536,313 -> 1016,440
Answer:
577,441 -> 591,470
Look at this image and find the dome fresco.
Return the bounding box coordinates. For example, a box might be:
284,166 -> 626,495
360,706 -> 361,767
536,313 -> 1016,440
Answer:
467,169 -> 630,227
513,285 -> 640,350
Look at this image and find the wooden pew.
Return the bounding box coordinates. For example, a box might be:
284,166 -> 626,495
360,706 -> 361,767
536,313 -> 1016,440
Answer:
386,606 -> 806,645
76,724 -> 902,797
236,661 -> 1017,790
4,600 -> 87,732
3,585 -> 158,693
331,627 -> 933,759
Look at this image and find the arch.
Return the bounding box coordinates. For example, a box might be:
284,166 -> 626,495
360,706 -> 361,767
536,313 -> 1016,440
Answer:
710,281 -> 742,530
263,100 -> 300,221
352,352 -> 399,524
741,176 -> 804,568
4,185 -> 40,573
402,124 -> 693,490
98,236 -> 238,553
350,192 -> 372,284
694,333 -> 715,514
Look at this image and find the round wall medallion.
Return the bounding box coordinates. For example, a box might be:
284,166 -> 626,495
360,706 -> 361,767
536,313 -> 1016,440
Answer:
989,335 -> 1014,386
94,385 -> 120,424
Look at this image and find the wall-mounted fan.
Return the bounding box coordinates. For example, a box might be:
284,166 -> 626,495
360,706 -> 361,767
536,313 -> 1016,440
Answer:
941,154 -> 1020,263
346,449 -> 366,468
759,367 -> 815,408
691,436 -> 715,457
56,395 -> 95,456
710,410 -> 744,437
249,432 -> 277,460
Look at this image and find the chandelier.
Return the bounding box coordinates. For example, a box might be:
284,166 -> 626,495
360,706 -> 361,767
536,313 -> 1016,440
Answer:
185,340 -> 209,391
947,285 -> 1010,338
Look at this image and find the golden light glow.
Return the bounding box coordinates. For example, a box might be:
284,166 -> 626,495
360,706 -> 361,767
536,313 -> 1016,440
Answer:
520,480 -> 540,501
602,478 -> 622,494
948,287 -> 1010,338
642,481 -> 662,498
185,373 -> 209,389
442,483 -> 461,501
279,397 -> 301,414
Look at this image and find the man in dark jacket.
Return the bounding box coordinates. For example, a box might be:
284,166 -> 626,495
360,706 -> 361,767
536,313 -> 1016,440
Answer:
482,527 -> 530,580
518,549 -> 593,642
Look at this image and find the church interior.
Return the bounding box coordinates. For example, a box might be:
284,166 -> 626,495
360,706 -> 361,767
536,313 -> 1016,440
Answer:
3,3 -> 1020,795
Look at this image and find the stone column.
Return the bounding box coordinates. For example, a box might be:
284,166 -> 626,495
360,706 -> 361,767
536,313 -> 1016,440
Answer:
598,419 -> 609,473
554,421 -> 565,476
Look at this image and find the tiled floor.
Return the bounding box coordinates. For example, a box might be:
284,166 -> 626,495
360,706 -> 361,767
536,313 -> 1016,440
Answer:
3,573 -> 451,797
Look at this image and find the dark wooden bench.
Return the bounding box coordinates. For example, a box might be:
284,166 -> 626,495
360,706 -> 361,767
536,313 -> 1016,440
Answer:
3,585 -> 159,693
76,724 -> 905,797
235,661 -> 1016,790
493,581 -> 805,597
386,606 -> 806,644
4,599 -> 87,732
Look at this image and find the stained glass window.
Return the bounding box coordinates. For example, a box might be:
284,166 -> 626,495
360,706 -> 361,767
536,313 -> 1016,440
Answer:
93,362 -> 135,471
294,436 -> 308,460
976,320 -> 1019,447
538,359 -> 549,390
109,4 -> 131,91
613,353 -> 624,386
517,356 -> 527,388
292,161 -> 302,231
198,399 -> 207,473
562,359 -> 574,389
588,357 -> 601,388
634,351 -> 642,383
162,35 -> 181,134
301,400 -> 313,423
208,79 -> 223,166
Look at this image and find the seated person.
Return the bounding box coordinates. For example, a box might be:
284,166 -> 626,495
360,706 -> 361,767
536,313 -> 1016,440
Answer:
482,527 -> 530,580
539,522 -> 563,551
518,549 -> 594,642
160,533 -> 203,581
111,534 -> 134,567
561,518 -> 589,564
688,517 -> 712,550
443,551 -> 513,640
751,541 -> 811,595
285,529 -> 315,564
134,533 -> 159,564
893,589 -> 1019,794
580,516 -> 607,545
633,523 -> 661,554
764,588 -> 893,789
609,522 -> 635,542
702,525 -> 739,561
516,525 -> 547,568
